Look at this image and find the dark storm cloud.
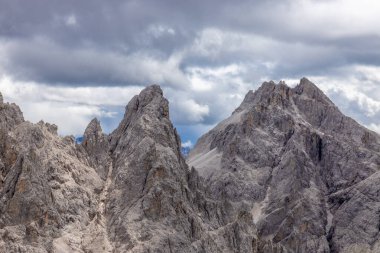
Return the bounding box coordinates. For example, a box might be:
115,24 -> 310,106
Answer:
1,0 -> 380,86
1,38 -> 189,86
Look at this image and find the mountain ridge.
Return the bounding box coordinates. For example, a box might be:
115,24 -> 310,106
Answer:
0,78 -> 379,252
189,78 -> 380,252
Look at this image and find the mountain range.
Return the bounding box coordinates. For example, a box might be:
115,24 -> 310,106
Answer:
0,78 -> 379,253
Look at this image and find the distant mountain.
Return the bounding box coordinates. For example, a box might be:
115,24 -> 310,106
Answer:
0,78 -> 379,252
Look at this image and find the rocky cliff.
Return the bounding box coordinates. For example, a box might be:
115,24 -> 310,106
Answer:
0,78 -> 379,253
189,78 -> 380,253
0,85 -> 255,252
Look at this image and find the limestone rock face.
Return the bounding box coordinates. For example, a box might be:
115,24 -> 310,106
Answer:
106,85 -> 250,252
0,79 -> 379,253
0,116 -> 103,252
81,118 -> 110,180
189,78 -> 380,252
0,86 -> 256,253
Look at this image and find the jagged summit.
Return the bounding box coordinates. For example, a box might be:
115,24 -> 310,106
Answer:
126,84 -> 165,111
0,93 -> 24,131
189,78 -> 380,252
85,117 -> 102,130
109,84 -> 173,159
138,84 -> 163,101
1,79 -> 380,253
83,118 -> 103,142
294,77 -> 335,106
0,84 -> 197,252
234,79 -> 291,113
297,77 -> 321,92
235,78 -> 333,114
116,85 -> 168,129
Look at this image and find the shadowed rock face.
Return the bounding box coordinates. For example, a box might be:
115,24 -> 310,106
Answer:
0,78 -> 379,253
189,78 -> 380,253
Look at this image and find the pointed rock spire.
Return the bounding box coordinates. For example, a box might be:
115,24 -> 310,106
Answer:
234,80 -> 292,113
82,118 -> 110,180
83,118 -> 103,144
0,92 -> 3,104
124,84 -> 169,120
111,84 -> 171,149
136,84 -> 164,108
82,118 -> 107,155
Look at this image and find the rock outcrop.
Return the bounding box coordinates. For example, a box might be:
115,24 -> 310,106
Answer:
0,87 -> 257,252
0,95 -> 104,252
106,85 -> 204,252
189,78 -> 380,252
0,78 -> 379,253
81,118 -> 110,180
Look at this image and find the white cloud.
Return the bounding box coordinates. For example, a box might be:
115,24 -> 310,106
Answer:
368,123 -> 380,134
0,75 -> 142,106
21,101 -> 113,136
169,96 -> 209,124
65,14 -> 77,27
306,66 -> 380,117
0,38 -> 189,88
181,140 -> 193,148
230,0 -> 380,40
1,0 -> 380,142
292,66 -> 380,134
0,75 -> 142,135
187,64 -> 245,92
147,24 -> 175,38
286,0 -> 380,38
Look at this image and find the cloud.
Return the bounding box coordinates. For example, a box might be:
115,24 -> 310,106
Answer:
170,98 -> 209,124
181,140 -> 193,148
65,14 -> 77,27
297,65 -> 380,133
0,0 -> 379,141
0,38 -> 189,87
223,0 -> 380,42
368,123 -> 380,133
0,76 -> 139,135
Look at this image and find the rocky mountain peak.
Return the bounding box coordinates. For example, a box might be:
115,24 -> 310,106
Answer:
81,117 -> 110,180
2,80 -> 380,253
136,84 -> 163,106
110,84 -> 172,154
189,77 -> 380,252
1,85 -> 191,252
296,77 -> 321,93
121,85 -> 168,125
234,79 -> 292,113
294,77 -> 335,106
83,118 -> 103,143
234,78 -> 338,127
0,93 -> 24,130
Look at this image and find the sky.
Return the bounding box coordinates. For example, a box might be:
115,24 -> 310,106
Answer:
1,0 -> 380,148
